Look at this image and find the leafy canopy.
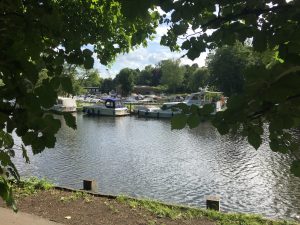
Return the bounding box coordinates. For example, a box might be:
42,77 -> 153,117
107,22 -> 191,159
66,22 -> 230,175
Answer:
207,42 -> 264,96
0,0 -> 159,209
158,0 -> 300,177
115,68 -> 137,96
1,0 -> 300,210
160,59 -> 186,93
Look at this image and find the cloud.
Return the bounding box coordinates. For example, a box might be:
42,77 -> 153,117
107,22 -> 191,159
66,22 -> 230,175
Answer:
93,24 -> 207,78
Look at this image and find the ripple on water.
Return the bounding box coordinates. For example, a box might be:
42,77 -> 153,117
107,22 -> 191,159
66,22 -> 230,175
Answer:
13,115 -> 300,221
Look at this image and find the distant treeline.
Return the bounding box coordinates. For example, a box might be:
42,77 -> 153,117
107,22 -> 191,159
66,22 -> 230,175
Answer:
69,42 -> 274,96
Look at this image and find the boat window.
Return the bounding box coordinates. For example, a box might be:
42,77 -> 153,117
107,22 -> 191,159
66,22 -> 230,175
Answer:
191,94 -> 200,100
115,101 -> 123,108
105,101 -> 114,108
57,99 -> 63,104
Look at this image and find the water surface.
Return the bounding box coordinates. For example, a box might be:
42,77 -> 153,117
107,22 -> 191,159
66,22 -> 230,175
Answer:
14,114 -> 300,220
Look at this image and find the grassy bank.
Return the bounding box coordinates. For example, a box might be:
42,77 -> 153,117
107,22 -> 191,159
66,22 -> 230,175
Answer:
117,196 -> 297,225
4,178 -> 299,225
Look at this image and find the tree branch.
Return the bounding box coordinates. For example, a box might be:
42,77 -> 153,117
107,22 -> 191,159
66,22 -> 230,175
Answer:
181,4 -> 294,39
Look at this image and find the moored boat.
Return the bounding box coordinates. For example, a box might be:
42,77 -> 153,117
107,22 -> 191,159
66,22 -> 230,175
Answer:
135,89 -> 226,119
52,97 -> 77,112
135,103 -> 181,118
83,97 -> 129,116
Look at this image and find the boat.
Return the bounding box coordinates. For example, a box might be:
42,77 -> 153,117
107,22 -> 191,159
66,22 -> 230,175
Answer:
135,103 -> 181,118
83,97 -> 129,116
52,97 -> 77,112
183,89 -> 225,111
135,89 -> 226,118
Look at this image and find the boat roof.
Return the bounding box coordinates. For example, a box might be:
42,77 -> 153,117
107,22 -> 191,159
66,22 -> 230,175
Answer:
102,97 -> 121,102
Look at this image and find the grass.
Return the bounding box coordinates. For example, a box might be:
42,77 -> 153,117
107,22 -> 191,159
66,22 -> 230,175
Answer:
116,195 -> 299,225
13,177 -> 53,197
103,200 -> 119,213
60,191 -> 93,203
76,100 -> 93,111
9,178 -> 299,225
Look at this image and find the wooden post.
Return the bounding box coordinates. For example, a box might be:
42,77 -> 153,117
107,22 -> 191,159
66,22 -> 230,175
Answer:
83,180 -> 98,192
206,196 -> 220,211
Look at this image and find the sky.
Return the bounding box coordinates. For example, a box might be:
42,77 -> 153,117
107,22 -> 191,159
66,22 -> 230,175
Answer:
93,24 -> 208,78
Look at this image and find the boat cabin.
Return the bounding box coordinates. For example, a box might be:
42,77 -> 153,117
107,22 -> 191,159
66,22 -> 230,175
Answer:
103,98 -> 124,109
184,91 -> 223,106
52,97 -> 77,112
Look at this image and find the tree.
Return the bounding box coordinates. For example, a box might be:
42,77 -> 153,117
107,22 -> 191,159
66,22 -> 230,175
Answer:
0,0 -> 159,208
182,64 -> 199,92
207,42 -> 262,96
137,65 -> 153,85
80,69 -> 101,88
151,67 -> 162,86
115,68 -> 136,96
101,78 -> 116,94
160,59 -> 186,93
189,67 -> 210,92
158,0 -> 300,177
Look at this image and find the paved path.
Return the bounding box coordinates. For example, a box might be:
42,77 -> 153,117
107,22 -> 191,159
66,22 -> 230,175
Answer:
0,207 -> 64,225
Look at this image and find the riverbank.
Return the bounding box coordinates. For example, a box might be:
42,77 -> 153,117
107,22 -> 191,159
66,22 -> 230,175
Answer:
0,178 -> 298,225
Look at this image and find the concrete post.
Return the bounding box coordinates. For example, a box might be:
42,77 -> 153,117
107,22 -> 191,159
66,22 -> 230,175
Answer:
206,195 -> 220,211
83,180 -> 98,192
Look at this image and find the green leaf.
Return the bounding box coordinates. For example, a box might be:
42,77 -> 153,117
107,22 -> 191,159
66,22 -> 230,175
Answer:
247,131 -> 262,150
269,139 -> 289,153
84,56 -> 94,70
171,114 -> 187,130
63,113 -> 77,129
291,160 -> 300,177
215,122 -> 230,135
201,104 -> 214,115
173,23 -> 188,35
0,177 -> 17,212
31,137 -> 46,155
83,49 -> 93,57
0,152 -> 11,166
186,48 -> 200,60
21,145 -> 30,163
187,113 -> 200,129
190,105 -> 199,114
35,84 -> 57,108
175,103 -> 189,114
60,77 -> 73,93
50,77 -> 60,90
1,132 -> 14,149
252,32 -> 267,52
22,132 -> 36,146
43,134 -> 56,148
44,115 -> 61,134
181,40 -> 191,50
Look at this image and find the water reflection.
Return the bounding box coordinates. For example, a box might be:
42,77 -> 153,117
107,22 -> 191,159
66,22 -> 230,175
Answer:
13,114 -> 300,221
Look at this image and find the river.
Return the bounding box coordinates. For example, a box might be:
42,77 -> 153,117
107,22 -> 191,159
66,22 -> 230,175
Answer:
13,113 -> 300,221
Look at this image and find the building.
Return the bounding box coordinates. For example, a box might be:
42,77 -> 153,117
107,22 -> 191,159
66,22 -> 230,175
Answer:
83,87 -> 101,95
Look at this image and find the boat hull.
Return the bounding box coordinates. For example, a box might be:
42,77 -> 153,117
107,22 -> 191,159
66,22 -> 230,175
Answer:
83,106 -> 129,116
136,110 -> 179,118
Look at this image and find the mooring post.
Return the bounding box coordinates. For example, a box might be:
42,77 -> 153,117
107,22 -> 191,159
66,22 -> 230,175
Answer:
206,195 -> 220,211
83,180 -> 98,192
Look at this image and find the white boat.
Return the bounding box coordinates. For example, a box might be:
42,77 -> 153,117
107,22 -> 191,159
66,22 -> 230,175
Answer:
182,89 -> 226,112
83,97 -> 129,116
52,97 -> 77,112
135,104 -> 181,118
135,89 -> 226,118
